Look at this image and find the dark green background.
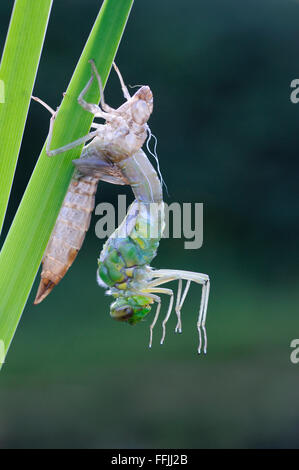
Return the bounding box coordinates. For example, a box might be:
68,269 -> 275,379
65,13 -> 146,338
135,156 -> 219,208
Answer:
0,0 -> 299,449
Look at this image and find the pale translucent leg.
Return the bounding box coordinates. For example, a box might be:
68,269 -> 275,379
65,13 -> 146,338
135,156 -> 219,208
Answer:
148,269 -> 210,354
197,283 -> 206,354
175,279 -> 182,333
45,73 -> 116,157
175,280 -> 191,334
159,289 -> 174,345
88,60 -> 115,113
33,94 -> 104,158
197,280 -> 210,354
32,95 -> 100,129
143,287 -> 174,347
149,299 -> 161,348
33,64 -> 118,157
77,74 -> 112,119
113,62 -> 131,101
147,275 -> 185,333
46,112 -> 99,157
128,290 -> 162,348
32,96 -> 56,115
89,122 -> 102,129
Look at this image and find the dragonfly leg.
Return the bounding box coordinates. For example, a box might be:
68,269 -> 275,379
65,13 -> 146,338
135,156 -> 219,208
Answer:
89,60 -> 115,113
113,62 -> 131,101
32,96 -> 56,115
149,298 -> 161,349
146,275 -> 184,333
32,93 -> 98,125
175,279 -> 182,333
148,269 -> 210,354
175,280 -> 191,334
160,289 -> 174,345
32,93 -> 101,156
143,287 -> 174,346
39,77 -> 111,157
78,75 -> 112,119
197,278 -> 210,354
46,111 -> 99,157
127,290 -> 162,348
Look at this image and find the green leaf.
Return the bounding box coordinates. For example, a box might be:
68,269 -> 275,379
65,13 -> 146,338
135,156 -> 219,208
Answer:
0,0 -> 53,234
0,0 -> 134,367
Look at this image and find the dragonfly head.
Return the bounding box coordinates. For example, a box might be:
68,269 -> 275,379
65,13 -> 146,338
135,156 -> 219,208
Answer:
131,86 -> 153,125
110,295 -> 153,325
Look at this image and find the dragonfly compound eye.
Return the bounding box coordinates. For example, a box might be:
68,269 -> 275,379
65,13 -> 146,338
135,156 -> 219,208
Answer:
110,297 -> 152,325
111,306 -> 134,322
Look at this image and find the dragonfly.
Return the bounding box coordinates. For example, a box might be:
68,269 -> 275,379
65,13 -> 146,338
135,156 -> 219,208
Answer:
33,61 -> 210,353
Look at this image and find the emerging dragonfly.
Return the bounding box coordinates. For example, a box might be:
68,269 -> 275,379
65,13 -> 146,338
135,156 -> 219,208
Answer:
33,61 -> 210,353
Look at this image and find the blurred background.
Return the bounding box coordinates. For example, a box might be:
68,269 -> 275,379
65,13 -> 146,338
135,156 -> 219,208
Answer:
0,0 -> 299,449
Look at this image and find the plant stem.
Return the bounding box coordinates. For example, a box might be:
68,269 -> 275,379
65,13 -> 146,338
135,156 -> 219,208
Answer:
0,0 -> 53,235
0,0 -> 134,367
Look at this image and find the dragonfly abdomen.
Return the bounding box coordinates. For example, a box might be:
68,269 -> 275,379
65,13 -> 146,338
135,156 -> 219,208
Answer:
34,174 -> 99,304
